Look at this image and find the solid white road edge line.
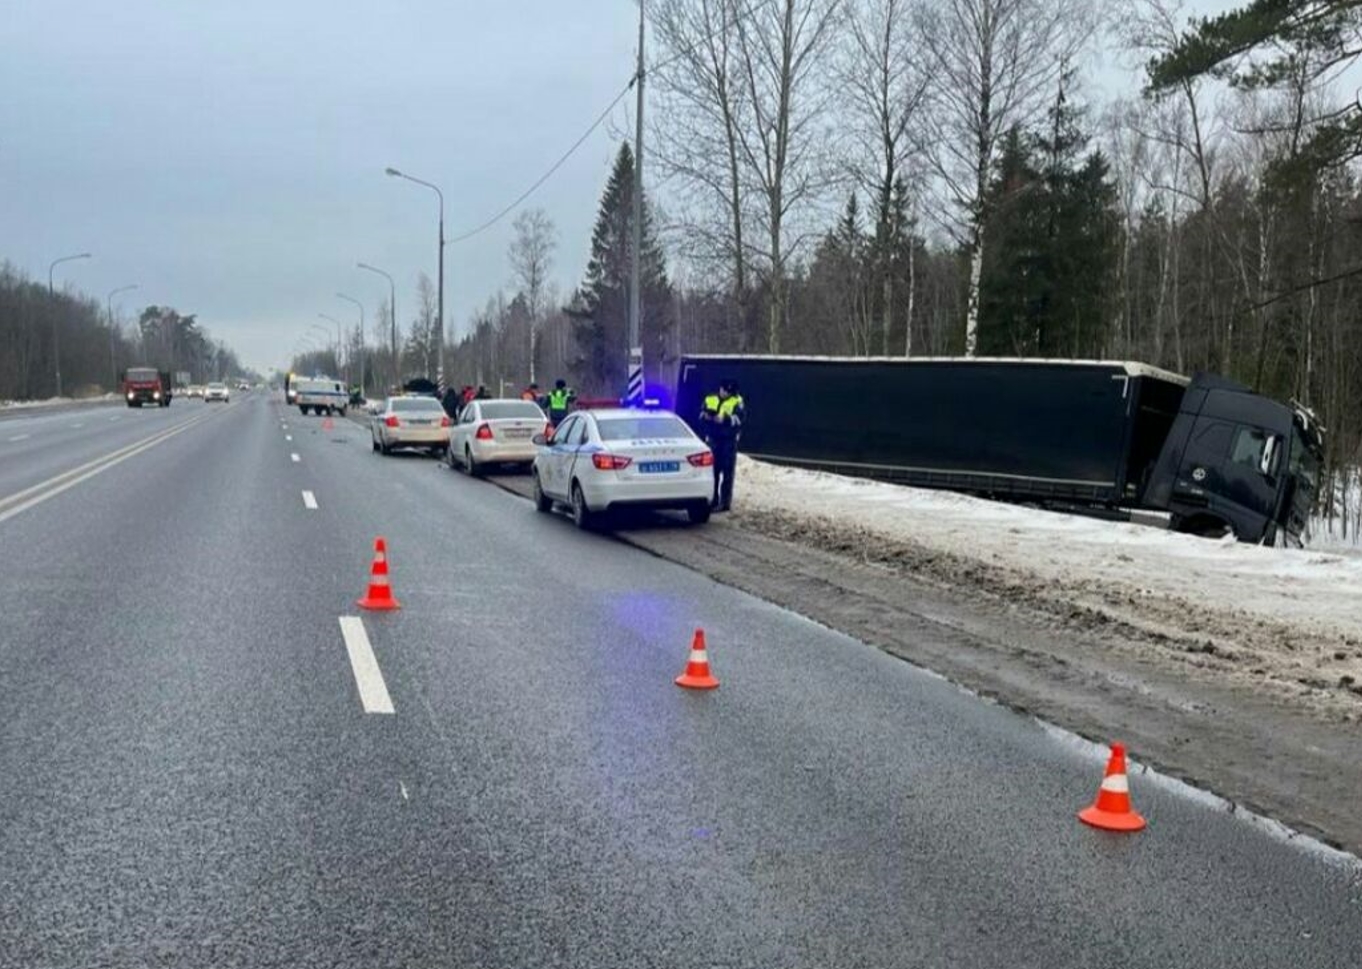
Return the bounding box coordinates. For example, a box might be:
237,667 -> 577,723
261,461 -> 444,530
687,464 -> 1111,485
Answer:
338,617 -> 395,714
302,490 -> 318,509
0,412 -> 215,524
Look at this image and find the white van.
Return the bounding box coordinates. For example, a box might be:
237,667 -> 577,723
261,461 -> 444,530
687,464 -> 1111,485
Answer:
294,378 -> 348,416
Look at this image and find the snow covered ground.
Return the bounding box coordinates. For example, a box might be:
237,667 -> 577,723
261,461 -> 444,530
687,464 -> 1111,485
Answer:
735,456 -> 1362,719
0,394 -> 117,410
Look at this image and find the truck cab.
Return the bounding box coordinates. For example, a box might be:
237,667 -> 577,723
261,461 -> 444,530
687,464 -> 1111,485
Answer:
122,367 -> 171,407
1146,375 -> 1323,544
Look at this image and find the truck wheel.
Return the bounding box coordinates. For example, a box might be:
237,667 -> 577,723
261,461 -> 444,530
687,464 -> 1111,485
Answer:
571,482 -> 596,530
533,473 -> 553,513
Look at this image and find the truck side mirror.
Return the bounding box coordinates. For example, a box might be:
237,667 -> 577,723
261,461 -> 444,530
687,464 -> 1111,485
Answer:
1260,435 -> 1280,477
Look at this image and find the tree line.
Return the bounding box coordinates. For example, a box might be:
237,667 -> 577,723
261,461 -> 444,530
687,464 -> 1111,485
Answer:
0,262 -> 249,400
412,0 -> 1362,535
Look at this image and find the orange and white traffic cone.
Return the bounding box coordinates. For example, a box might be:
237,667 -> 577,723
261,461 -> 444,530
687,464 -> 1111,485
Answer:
357,537 -> 401,611
675,629 -> 719,690
1078,743 -> 1146,832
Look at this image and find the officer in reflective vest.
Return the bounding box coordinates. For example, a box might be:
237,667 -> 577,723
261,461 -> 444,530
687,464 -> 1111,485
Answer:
547,378 -> 575,427
699,379 -> 745,512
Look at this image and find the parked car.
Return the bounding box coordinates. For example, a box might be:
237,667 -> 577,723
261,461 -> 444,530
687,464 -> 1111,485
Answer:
447,398 -> 550,475
204,382 -> 230,403
531,408 -> 713,529
371,395 -> 451,456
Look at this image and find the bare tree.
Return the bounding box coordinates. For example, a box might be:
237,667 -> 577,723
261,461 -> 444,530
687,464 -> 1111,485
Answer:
840,0 -> 929,354
733,0 -> 844,352
508,208 -> 557,384
921,0 -> 1095,355
652,0 -> 755,342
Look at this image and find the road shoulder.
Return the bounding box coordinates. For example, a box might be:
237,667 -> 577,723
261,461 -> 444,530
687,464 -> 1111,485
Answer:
487,470 -> 1362,856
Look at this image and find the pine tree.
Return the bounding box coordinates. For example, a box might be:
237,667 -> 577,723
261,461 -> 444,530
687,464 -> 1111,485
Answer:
565,142 -> 673,395
978,100 -> 1120,357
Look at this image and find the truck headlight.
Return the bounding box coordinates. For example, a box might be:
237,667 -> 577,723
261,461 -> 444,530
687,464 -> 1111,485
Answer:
153,391 -> 161,400
127,392 -> 135,400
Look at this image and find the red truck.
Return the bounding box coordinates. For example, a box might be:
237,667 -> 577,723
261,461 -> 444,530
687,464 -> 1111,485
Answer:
122,367 -> 173,407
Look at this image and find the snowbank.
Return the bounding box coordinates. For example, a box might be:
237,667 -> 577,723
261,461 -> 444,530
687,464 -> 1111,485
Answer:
735,456 -> 1362,716
0,394 -> 117,410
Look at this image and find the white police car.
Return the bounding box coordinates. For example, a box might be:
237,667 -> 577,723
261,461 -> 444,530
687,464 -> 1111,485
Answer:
531,407 -> 714,528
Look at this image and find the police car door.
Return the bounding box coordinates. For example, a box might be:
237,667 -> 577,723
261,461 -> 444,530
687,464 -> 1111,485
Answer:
546,415 -> 580,498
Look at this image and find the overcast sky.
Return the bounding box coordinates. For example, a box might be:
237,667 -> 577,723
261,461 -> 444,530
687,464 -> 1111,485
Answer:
2,0 -> 1236,374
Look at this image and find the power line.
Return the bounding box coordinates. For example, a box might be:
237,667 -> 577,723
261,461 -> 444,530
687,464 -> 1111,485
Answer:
646,0 -> 777,77
448,79 -> 635,244
445,0 -> 775,245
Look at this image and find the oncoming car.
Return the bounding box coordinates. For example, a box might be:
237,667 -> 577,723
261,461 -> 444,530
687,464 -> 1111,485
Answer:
448,398 -> 550,475
204,382 -> 230,403
531,408 -> 714,528
371,395 -> 451,456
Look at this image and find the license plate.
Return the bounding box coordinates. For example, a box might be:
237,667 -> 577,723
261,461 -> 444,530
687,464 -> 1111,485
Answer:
638,461 -> 680,474
505,428 -> 532,438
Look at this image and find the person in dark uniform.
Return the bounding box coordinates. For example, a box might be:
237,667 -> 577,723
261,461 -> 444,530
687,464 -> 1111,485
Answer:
699,379 -> 745,512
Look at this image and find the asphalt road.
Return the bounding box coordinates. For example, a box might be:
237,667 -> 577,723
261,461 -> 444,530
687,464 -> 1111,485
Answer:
1,391 -> 1359,968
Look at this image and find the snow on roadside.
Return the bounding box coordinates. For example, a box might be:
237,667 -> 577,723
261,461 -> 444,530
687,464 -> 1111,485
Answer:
0,394 -> 117,410
734,456 -> 1362,717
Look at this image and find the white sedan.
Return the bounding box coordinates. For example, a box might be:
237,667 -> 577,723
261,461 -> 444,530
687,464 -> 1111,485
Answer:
531,408 -> 714,528
204,382 -> 230,403
447,398 -> 550,475
371,395 -> 451,456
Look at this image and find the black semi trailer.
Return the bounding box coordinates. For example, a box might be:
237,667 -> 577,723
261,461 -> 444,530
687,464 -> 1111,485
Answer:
676,356 -> 1323,544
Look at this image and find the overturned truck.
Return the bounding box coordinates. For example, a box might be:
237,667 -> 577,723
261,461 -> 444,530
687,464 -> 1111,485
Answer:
677,356 -> 1323,544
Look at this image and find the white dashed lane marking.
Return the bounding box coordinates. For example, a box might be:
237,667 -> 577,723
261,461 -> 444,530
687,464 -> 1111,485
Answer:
338,617 -> 394,714
302,490 -> 318,510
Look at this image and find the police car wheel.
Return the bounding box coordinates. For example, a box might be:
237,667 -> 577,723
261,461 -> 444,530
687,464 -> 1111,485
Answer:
571,483 -> 595,530
533,474 -> 552,513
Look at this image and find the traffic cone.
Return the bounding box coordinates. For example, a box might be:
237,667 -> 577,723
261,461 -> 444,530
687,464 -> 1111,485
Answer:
357,537 -> 401,611
675,629 -> 719,690
1078,743 -> 1146,832
322,416 -> 335,431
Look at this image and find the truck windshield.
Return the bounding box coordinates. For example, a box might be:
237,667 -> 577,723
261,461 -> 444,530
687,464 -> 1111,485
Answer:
126,368 -> 158,382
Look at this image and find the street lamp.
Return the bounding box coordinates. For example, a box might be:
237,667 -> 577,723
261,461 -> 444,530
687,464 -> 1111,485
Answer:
335,293 -> 364,392
48,252 -> 92,397
356,262 -> 396,392
311,320 -> 342,382
384,167 -> 445,389
106,283 -> 138,392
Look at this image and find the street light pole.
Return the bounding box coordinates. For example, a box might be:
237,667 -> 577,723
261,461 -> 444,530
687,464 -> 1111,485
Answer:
335,293 -> 365,393
106,283 -> 138,392
385,167 -> 445,391
357,262 -> 396,393
48,252 -> 92,398
313,319 -> 343,383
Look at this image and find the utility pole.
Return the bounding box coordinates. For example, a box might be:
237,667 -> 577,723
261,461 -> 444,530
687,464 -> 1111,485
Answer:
627,0 -> 646,406
107,284 -> 138,392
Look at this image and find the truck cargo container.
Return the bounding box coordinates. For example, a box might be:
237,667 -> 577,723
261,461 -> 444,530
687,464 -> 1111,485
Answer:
676,356 -> 1323,544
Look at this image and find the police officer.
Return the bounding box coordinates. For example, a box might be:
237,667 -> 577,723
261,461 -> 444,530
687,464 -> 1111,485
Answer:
700,378 -> 745,512
547,378 -> 575,427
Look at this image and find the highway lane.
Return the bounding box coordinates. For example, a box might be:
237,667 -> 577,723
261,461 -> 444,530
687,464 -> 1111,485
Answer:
1,393 -> 1359,967
0,397 -> 234,502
